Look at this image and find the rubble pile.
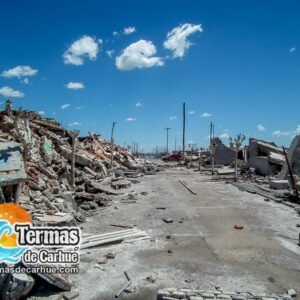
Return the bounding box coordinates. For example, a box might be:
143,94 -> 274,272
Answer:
248,138 -> 285,176
157,287 -> 296,300
0,108 -> 156,225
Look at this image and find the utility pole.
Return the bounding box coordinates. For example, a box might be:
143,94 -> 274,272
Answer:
182,102 -> 186,163
210,122 -> 215,175
70,130 -> 80,188
164,128 -> 171,153
198,147 -> 202,171
175,138 -> 177,152
110,122 -> 116,168
210,121 -> 212,146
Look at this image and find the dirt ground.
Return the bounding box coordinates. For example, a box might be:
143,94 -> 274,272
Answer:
72,166 -> 300,300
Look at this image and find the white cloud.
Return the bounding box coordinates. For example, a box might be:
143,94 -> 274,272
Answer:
106,50 -> 115,58
75,106 -> 83,110
1,66 -> 38,78
61,104 -> 70,109
189,110 -> 195,115
0,86 -> 24,98
113,31 -> 119,36
126,117 -> 136,122
135,102 -> 142,107
169,116 -> 177,121
38,111 -> 45,115
272,130 -> 291,137
22,78 -> 29,84
164,23 -> 203,58
220,133 -> 230,139
123,26 -> 136,35
201,112 -> 212,118
65,82 -> 85,90
68,122 -> 81,127
290,47 -> 296,53
63,35 -> 100,66
272,126 -> 300,137
116,40 -> 164,70
257,124 -> 266,132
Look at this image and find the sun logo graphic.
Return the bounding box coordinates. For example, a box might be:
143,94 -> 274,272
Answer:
0,203 -> 31,263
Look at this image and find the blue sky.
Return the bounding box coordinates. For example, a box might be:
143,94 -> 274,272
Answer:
0,0 -> 299,152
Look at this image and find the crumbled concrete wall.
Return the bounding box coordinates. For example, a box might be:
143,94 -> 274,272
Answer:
279,135 -> 300,180
249,138 -> 283,175
213,138 -> 235,166
215,143 -> 235,166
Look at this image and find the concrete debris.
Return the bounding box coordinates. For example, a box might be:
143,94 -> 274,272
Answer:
111,179 -> 131,190
217,168 -> 235,175
63,290 -> 80,300
104,252 -> 116,259
269,179 -> 290,190
0,107 -> 156,221
163,216 -> 173,223
0,105 -> 157,299
25,263 -> 71,291
157,288 -> 295,300
213,138 -> 235,166
233,224 -> 244,230
279,135 -> 300,183
1,272 -> 35,300
287,289 -> 297,297
249,138 -> 284,176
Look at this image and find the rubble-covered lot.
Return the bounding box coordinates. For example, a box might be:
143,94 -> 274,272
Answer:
0,108 -> 157,299
0,109 -> 156,222
71,167 -> 300,300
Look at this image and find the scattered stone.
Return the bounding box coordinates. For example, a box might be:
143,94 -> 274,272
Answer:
115,169 -> 125,178
23,262 -> 71,291
269,179 -> 290,190
166,235 -> 172,239
287,289 -> 297,297
157,289 -> 171,298
105,252 -> 116,259
145,275 -> 156,283
200,292 -> 215,298
234,224 -> 244,230
63,290 -> 80,299
163,217 -> 174,223
217,295 -> 231,299
231,296 -> 246,300
170,291 -> 185,299
111,179 -> 131,190
97,257 -> 108,264
167,249 -> 173,254
124,287 -> 135,294
1,273 -> 35,300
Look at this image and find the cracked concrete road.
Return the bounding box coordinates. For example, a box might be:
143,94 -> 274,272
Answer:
73,167 -> 300,300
